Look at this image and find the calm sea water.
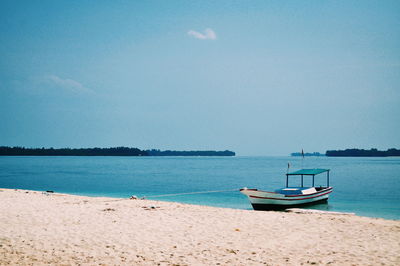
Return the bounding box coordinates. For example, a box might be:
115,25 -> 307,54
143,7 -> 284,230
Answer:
0,156 -> 399,220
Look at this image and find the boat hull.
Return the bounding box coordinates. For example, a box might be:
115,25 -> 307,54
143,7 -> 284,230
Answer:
240,187 -> 333,211
251,198 -> 328,211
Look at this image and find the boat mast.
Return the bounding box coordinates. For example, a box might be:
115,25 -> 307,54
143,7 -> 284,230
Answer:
286,174 -> 289,188
327,170 -> 330,187
286,162 -> 290,187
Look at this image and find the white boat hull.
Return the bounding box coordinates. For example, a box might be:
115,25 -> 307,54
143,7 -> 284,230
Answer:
240,187 -> 333,210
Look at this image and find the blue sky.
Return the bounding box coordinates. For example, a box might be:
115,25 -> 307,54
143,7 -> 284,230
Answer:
1,0 -> 399,155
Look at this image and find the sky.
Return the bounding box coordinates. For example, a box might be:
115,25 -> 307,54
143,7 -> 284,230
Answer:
0,0 -> 399,155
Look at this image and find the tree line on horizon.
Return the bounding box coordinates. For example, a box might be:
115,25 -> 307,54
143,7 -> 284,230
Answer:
325,148 -> 400,157
291,148 -> 400,157
0,146 -> 235,157
145,149 -> 235,156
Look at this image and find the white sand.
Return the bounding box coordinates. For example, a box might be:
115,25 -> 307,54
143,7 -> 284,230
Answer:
1,189 -> 399,265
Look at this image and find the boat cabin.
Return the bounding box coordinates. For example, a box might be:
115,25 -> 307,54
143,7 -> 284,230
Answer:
285,168 -> 330,189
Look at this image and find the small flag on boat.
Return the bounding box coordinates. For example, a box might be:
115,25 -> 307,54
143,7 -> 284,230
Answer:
287,162 -> 290,173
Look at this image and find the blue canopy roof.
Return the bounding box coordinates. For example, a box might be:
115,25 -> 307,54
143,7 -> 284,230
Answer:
287,168 -> 329,175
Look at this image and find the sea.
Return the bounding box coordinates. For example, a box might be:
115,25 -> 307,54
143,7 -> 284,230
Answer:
0,156 -> 399,220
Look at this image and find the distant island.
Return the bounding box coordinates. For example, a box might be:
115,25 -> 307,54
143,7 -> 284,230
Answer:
0,146 -> 235,157
0,146 -> 147,156
326,148 -> 400,157
291,152 -> 324,157
291,148 -> 400,157
146,149 -> 235,156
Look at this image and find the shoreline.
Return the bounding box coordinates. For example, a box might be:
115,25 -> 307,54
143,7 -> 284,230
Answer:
2,187 -> 397,221
1,188 -> 400,265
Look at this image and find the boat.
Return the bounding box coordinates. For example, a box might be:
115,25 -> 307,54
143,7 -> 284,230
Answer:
240,168 -> 332,211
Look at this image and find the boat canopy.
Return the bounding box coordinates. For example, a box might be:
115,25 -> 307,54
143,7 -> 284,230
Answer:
287,168 -> 329,176
285,169 -> 330,188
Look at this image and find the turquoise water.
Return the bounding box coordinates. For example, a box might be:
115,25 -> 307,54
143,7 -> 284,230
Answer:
0,156 -> 399,220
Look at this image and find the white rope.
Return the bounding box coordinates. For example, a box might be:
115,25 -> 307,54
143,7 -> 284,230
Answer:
145,189 -> 238,198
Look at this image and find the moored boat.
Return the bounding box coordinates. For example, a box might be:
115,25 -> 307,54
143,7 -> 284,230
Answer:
240,168 -> 332,210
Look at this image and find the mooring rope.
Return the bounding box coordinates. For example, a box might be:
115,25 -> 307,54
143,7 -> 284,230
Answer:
145,189 -> 239,198
97,188 -> 239,203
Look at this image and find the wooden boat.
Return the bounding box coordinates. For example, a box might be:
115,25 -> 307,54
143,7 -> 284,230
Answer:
240,169 -> 332,210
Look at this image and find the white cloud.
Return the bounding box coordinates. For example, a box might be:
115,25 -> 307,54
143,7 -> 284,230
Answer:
187,28 -> 217,40
44,75 -> 94,94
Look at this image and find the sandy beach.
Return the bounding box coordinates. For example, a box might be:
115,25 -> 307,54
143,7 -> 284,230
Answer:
1,189 -> 399,265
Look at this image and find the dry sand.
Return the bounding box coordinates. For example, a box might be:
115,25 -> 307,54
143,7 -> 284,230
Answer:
1,188 -> 399,265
